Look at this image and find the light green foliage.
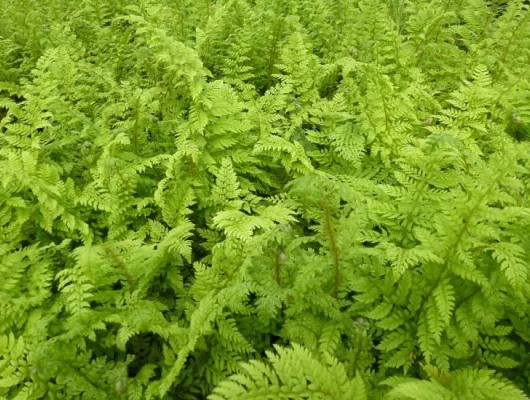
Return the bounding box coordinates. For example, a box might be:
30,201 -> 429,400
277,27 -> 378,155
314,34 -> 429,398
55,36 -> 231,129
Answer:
210,344 -> 367,400
382,364 -> 528,400
1,0 -> 530,399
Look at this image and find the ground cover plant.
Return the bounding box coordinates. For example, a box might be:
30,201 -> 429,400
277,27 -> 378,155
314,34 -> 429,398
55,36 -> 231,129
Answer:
1,0 -> 530,398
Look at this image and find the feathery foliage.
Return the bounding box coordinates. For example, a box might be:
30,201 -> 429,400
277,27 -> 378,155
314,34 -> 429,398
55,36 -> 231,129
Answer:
1,0 -> 530,399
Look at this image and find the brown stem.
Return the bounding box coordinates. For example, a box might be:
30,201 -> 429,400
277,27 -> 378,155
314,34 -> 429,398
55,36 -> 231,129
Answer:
133,97 -> 140,155
320,199 -> 341,298
274,250 -> 282,286
104,247 -> 134,295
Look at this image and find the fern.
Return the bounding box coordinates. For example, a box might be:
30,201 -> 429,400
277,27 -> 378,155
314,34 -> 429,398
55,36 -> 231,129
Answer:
383,365 -> 528,400
210,344 -> 367,400
1,0 -> 530,399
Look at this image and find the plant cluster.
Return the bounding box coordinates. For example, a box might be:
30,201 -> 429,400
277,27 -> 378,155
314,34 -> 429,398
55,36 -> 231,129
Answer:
1,0 -> 530,399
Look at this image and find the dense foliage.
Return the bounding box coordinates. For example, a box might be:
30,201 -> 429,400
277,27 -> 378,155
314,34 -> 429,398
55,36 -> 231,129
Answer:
2,0 -> 530,398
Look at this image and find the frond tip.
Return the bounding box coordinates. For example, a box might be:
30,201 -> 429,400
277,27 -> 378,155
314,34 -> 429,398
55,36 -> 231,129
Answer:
209,344 -> 367,400
382,366 -> 529,400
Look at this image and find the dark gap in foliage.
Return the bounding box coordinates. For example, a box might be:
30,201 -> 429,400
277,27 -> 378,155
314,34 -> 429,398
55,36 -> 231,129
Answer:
126,333 -> 164,379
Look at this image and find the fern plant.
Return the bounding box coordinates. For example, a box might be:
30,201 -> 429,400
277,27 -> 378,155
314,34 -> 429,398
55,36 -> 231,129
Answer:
1,0 -> 530,399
